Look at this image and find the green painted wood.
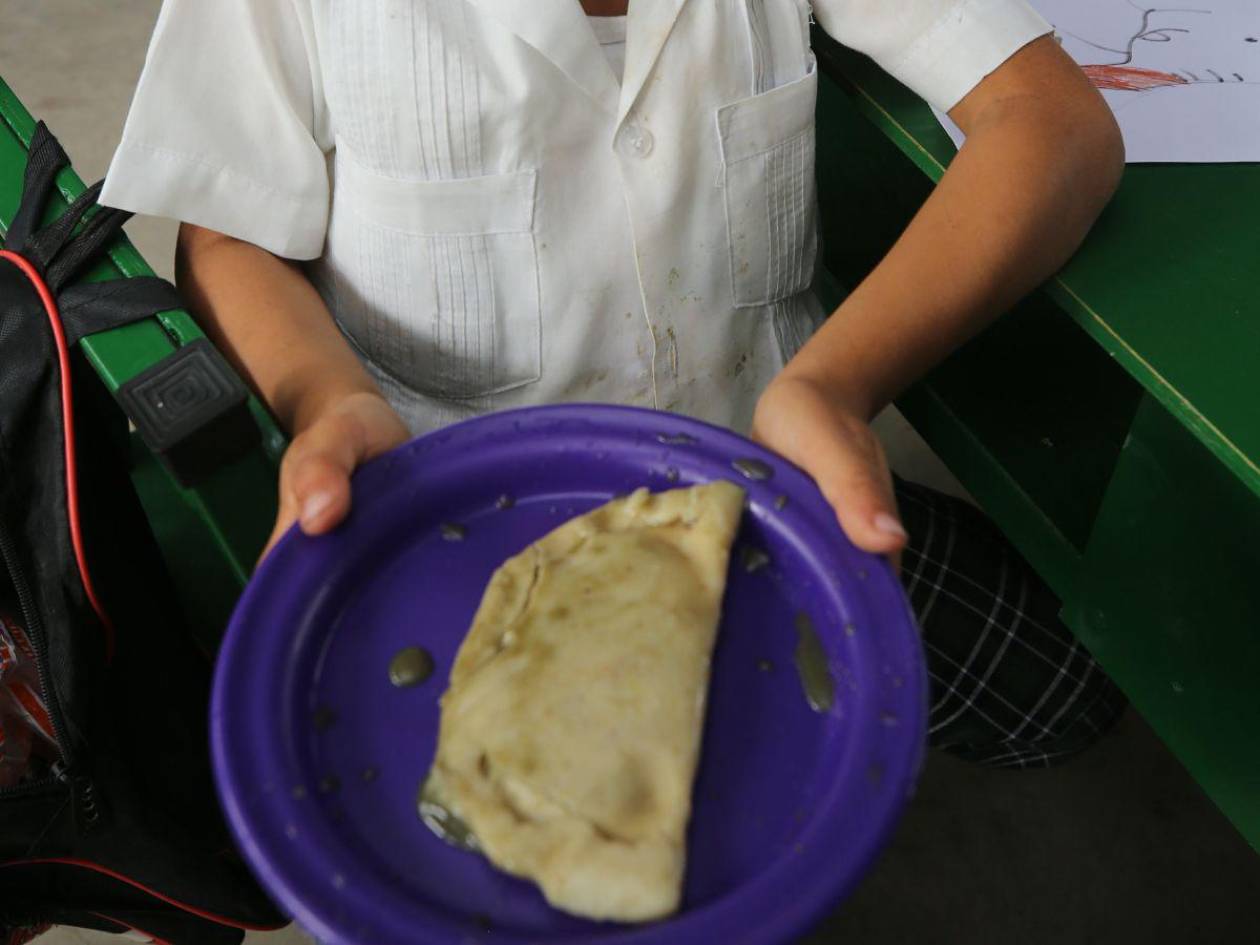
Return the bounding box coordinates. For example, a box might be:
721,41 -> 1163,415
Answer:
814,73 -> 1142,591
813,31 -> 1260,501
0,74 -> 281,624
1062,395 -> 1260,849
812,32 -> 1260,850
127,433 -> 261,651
816,275 -> 1084,596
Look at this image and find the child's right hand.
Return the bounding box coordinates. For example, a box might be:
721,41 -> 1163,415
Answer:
260,390 -> 411,561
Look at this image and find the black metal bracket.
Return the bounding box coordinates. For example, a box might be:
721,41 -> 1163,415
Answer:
117,339 -> 259,488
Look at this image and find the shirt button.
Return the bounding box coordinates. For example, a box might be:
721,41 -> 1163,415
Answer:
616,122 -> 654,158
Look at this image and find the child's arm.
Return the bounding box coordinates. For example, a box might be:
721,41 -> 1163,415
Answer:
175,224 -> 410,556
753,36 -> 1125,558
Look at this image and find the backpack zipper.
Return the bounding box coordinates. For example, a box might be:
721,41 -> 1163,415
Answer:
0,519 -> 103,833
0,519 -> 75,794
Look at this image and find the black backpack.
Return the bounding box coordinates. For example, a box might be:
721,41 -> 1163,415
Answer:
0,124 -> 285,942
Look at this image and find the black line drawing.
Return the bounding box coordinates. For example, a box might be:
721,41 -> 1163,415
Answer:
1055,1 -> 1254,91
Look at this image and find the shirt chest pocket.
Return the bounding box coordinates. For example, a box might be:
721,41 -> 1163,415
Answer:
716,61 -> 819,308
327,146 -> 542,402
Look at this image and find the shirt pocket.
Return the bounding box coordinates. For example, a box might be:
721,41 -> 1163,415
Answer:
327,145 -> 541,401
715,59 -> 819,308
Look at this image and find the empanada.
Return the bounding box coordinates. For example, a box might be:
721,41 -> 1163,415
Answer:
424,481 -> 745,921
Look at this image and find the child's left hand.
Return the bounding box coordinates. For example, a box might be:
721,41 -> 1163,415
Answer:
752,372 -> 907,567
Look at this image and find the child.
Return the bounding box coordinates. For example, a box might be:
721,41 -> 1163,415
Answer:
102,0 -> 1127,765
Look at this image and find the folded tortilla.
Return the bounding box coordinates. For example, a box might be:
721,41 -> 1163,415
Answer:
425,481 -> 745,921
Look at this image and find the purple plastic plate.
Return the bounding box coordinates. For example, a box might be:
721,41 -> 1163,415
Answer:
211,404 -> 926,945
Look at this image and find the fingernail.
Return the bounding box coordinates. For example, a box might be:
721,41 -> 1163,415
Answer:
300,491 -> 334,528
873,512 -> 907,540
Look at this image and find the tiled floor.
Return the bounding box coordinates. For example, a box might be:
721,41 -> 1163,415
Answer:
7,3 -> 1258,943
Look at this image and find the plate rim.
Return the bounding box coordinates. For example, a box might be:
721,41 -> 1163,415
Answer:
211,403 -> 928,945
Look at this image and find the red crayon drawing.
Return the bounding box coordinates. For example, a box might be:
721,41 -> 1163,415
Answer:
1082,63 -> 1192,90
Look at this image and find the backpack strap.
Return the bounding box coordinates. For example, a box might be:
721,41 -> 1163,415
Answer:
4,123 -> 135,295
55,277 -> 185,348
18,180 -> 103,274
4,122 -> 68,252
3,123 -> 262,488
4,123 -> 181,340
41,201 -> 133,295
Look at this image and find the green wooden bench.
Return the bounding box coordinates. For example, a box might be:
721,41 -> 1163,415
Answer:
0,76 -> 280,652
811,30 -> 1260,851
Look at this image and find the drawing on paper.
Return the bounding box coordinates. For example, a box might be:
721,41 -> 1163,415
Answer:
929,0 -> 1260,162
1061,2 -> 1251,92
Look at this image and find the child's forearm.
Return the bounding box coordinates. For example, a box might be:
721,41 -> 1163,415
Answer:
787,36 -> 1125,418
174,223 -> 382,435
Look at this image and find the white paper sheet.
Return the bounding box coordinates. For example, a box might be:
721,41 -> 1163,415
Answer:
931,0 -> 1260,163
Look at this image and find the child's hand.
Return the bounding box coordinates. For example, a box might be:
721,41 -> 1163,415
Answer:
752,372 -> 907,565
260,391 -> 411,560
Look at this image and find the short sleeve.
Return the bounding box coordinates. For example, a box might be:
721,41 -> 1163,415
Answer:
100,0 -> 331,259
811,0 -> 1053,112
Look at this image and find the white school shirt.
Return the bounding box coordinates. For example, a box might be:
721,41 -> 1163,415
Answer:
589,16 -> 628,78
102,0 -> 1050,436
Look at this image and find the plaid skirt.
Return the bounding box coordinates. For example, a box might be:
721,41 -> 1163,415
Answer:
895,478 -> 1128,768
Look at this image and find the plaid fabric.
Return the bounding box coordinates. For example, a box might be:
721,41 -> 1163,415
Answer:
894,477 -> 1127,768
